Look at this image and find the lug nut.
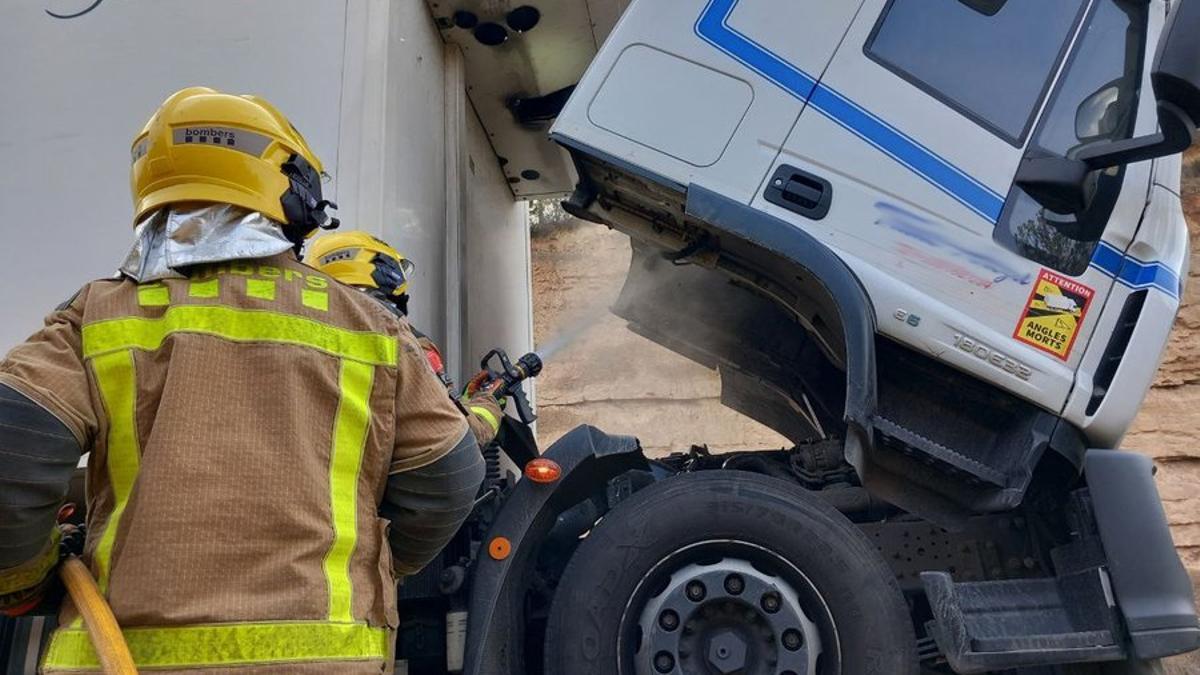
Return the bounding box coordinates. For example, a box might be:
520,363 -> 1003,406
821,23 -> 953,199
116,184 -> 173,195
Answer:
761,592 -> 781,613
659,609 -> 680,631
686,580 -> 707,602
782,628 -> 803,651
654,651 -> 675,673
724,573 -> 745,595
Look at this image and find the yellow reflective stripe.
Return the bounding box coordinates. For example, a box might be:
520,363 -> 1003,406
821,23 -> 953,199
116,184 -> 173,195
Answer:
188,278 -> 220,298
0,529 -> 61,595
469,405 -> 501,434
42,621 -> 388,670
324,360 -> 374,621
90,350 -> 140,595
302,289 -> 329,311
246,278 -> 276,301
81,305 -> 396,366
136,284 -> 169,307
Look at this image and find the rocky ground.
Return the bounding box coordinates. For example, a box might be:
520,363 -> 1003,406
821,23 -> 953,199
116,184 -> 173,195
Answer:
531,150 -> 1200,672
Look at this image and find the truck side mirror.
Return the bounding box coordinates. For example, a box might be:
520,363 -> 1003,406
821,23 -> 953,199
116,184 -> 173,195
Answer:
1016,0 -> 1200,215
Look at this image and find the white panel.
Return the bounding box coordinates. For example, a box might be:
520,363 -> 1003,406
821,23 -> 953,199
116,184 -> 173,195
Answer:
0,0 -> 346,351
379,0 -> 451,345
588,45 -> 752,167
555,0 -> 863,204
724,0 -> 862,81
336,0 -> 450,348
462,106 -> 534,387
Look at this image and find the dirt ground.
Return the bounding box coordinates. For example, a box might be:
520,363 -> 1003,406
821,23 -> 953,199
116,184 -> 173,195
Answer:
531,150 -> 1200,672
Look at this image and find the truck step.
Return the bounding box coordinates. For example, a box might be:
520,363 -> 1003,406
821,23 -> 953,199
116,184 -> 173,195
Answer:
922,569 -> 1126,673
874,416 -> 1006,487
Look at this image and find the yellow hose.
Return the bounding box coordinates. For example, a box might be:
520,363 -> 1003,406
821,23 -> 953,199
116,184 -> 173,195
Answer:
59,556 -> 138,675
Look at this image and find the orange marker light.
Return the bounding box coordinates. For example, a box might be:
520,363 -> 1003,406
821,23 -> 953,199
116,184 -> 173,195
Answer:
524,458 -> 562,484
489,536 -> 512,560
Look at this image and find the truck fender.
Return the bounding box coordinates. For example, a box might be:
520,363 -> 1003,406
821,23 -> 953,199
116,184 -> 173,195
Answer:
463,425 -> 647,675
684,185 -> 878,472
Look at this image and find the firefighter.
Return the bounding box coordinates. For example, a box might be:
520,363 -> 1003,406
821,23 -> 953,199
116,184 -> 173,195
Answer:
304,231 -> 505,445
0,87 -> 483,674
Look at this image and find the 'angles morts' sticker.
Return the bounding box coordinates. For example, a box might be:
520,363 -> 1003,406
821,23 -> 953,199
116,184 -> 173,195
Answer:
1013,269 -> 1094,360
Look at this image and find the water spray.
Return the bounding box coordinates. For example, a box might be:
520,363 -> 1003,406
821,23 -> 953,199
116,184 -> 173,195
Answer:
535,303 -> 609,362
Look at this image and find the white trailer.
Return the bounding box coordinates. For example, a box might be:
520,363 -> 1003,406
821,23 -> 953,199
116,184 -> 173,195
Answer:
0,0 -> 533,385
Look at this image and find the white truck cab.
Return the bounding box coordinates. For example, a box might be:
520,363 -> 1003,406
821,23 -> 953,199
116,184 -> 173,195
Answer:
552,0 -> 1193,508
542,0 -> 1200,670
554,0 -> 1185,449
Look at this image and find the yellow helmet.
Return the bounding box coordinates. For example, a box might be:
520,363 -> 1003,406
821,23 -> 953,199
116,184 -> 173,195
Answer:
305,231 -> 415,298
130,86 -> 337,237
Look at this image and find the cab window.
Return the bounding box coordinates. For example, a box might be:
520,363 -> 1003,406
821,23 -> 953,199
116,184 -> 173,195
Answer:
993,0 -> 1148,274
866,0 -> 1086,144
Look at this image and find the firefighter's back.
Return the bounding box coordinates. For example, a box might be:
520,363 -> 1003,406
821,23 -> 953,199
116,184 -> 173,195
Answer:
41,253 -> 409,673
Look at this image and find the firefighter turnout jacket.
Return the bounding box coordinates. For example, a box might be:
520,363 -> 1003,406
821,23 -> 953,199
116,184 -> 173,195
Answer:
0,252 -> 482,673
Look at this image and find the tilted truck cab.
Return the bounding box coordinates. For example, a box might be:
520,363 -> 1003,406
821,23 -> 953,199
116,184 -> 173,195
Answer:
532,0 -> 1200,672
553,0 -> 1189,516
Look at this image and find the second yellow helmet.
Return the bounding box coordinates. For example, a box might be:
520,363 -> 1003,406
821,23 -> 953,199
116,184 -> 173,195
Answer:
306,231 -> 415,297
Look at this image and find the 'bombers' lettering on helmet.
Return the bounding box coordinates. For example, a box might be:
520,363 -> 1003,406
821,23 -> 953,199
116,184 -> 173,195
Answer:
131,87 -> 339,245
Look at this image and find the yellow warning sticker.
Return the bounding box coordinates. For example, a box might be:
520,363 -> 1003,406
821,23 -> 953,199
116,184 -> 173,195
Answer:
1013,269 -> 1094,360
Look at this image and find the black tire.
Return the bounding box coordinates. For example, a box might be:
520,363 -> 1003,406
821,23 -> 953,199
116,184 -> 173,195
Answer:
544,471 -> 918,675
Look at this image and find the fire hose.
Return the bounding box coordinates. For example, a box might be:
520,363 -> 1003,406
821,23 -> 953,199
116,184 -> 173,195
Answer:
59,556 -> 137,674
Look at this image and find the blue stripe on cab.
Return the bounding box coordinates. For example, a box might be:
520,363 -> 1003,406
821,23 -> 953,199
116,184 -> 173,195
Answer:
808,86 -> 1004,221
694,0 -> 1179,298
1089,241 -> 1125,277
695,0 -> 819,102
694,0 -> 1005,222
1090,242 -> 1180,299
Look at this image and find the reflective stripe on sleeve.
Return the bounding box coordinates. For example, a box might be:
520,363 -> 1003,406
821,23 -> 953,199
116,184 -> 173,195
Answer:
81,305 -> 397,366
42,621 -> 389,670
469,405 -> 501,434
324,360 -> 374,622
90,350 -> 141,595
0,529 -> 62,595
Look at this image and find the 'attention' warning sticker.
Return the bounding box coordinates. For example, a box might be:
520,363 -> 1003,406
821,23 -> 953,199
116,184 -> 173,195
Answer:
1013,269 -> 1094,360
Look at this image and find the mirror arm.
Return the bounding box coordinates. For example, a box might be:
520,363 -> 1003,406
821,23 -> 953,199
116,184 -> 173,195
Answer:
1077,101 -> 1197,169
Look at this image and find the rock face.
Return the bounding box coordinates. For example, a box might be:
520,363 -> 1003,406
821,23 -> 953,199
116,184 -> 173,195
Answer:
1128,150 -> 1200,583
1128,149 -> 1200,675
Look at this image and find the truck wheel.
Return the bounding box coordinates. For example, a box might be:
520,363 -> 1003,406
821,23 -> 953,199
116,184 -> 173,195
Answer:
544,471 -> 917,675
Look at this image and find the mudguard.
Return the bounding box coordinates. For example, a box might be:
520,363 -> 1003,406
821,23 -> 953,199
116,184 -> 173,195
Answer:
462,425 -> 647,675
1087,449 -> 1200,659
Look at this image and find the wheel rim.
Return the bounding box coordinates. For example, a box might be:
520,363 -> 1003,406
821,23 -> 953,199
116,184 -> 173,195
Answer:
621,540 -> 837,675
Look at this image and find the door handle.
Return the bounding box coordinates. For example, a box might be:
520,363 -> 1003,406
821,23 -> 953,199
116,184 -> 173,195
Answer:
763,164 -> 833,220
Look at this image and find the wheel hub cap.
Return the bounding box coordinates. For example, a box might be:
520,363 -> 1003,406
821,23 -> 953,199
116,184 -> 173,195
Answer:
634,558 -> 822,675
